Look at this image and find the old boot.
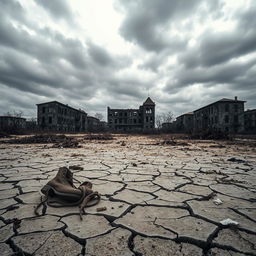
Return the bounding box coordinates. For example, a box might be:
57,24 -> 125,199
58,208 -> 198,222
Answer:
41,167 -> 82,202
35,167 -> 101,219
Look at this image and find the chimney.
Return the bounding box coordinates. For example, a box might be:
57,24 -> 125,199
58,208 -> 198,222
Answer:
235,96 -> 237,101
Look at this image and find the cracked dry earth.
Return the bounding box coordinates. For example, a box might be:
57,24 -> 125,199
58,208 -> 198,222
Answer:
0,135 -> 255,256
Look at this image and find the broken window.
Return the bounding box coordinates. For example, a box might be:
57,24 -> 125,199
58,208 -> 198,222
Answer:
134,119 -> 137,124
225,115 -> 229,123
146,116 -> 149,122
225,104 -> 229,112
234,104 -> 238,112
234,115 -> 238,123
115,119 -> 117,124
49,117 -> 52,124
42,107 -> 46,113
146,108 -> 152,114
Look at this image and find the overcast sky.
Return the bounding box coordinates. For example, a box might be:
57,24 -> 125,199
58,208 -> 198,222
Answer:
0,0 -> 255,119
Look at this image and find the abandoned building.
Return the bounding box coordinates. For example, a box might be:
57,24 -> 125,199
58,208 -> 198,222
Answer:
107,97 -> 155,131
193,97 -> 245,133
244,109 -> 256,133
37,101 -> 88,132
175,112 -> 194,133
0,116 -> 26,132
87,116 -> 102,132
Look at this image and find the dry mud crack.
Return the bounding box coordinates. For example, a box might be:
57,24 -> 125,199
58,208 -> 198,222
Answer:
0,135 -> 255,256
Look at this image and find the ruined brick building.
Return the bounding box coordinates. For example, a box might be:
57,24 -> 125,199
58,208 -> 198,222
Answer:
244,109 -> 256,133
0,116 -> 26,132
175,112 -> 194,133
107,97 -> 155,132
193,97 -> 245,133
37,101 -> 88,132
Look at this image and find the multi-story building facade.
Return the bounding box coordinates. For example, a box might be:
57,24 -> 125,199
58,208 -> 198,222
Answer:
0,116 -> 26,132
37,101 -> 87,132
175,112 -> 194,133
87,116 -> 101,132
193,97 -> 245,133
244,109 -> 256,133
107,97 -> 155,132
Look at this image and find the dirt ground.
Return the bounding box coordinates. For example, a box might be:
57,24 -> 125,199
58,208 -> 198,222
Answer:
0,134 -> 255,255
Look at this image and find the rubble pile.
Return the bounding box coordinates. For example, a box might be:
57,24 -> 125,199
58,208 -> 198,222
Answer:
190,129 -> 230,140
52,138 -> 81,148
1,134 -> 69,144
84,134 -> 114,141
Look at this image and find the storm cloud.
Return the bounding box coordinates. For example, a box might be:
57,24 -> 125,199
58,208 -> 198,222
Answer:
0,0 -> 255,119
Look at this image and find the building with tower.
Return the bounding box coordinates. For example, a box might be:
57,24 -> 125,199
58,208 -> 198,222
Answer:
107,97 -> 155,132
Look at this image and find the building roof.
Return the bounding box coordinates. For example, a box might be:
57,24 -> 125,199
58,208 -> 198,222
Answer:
194,97 -> 246,112
36,101 -> 87,114
245,109 -> 256,113
143,97 -> 155,106
177,111 -> 194,118
87,116 -> 100,121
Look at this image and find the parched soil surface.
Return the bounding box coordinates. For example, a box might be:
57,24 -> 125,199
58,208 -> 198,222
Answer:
0,135 -> 255,255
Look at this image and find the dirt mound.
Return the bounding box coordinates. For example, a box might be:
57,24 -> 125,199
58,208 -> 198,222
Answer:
84,134 -> 114,140
1,134 -> 72,144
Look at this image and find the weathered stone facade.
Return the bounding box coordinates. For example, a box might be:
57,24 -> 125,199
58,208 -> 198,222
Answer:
244,109 -> 256,133
0,116 -> 26,132
193,97 -> 245,133
107,97 -> 155,132
87,116 -> 101,132
175,112 -> 194,133
37,101 -> 87,132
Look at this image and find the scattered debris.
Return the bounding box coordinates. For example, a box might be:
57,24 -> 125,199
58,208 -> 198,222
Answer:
42,153 -> 52,157
121,141 -> 126,146
209,144 -> 226,148
84,134 -> 113,140
190,129 -> 230,140
220,218 -> 239,226
1,134 -> 70,144
227,157 -> 246,163
52,138 -> 81,148
132,163 -> 137,167
69,165 -> 84,171
96,206 -> 107,212
213,198 -> 223,205
157,139 -> 189,146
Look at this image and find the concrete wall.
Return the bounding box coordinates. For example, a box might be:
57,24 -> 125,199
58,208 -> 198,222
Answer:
37,102 -> 87,132
0,116 -> 26,131
194,101 -> 244,133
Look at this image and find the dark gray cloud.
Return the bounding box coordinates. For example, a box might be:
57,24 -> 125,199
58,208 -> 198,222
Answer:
117,0 -> 199,52
179,5 -> 256,68
35,0 -> 73,20
0,0 -> 255,120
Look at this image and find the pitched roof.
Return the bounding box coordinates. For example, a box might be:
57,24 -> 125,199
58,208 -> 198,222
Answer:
218,98 -> 246,103
36,101 -> 87,114
143,97 -> 155,105
194,98 -> 246,112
